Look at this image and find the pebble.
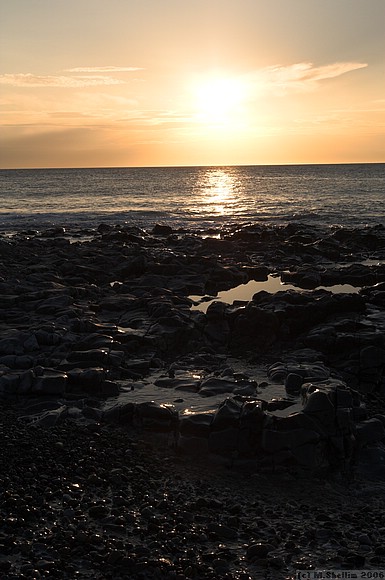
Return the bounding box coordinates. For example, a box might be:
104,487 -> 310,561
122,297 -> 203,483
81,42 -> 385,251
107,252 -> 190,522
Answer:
246,542 -> 275,560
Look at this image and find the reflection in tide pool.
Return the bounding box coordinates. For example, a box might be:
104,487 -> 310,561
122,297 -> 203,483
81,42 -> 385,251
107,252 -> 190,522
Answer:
190,275 -> 360,313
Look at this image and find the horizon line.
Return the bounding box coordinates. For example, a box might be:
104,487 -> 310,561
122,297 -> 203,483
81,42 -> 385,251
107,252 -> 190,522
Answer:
1,161 -> 384,171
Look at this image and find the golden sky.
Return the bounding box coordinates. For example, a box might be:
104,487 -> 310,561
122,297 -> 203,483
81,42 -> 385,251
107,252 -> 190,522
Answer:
1,0 -> 384,168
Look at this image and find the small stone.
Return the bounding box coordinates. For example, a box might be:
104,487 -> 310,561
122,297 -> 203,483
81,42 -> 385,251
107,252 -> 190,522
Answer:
246,542 -> 274,560
141,506 -> 155,519
207,523 -> 238,540
268,554 -> 286,568
358,533 -> 372,545
88,505 -> 109,519
107,550 -> 122,564
285,372 -> 303,394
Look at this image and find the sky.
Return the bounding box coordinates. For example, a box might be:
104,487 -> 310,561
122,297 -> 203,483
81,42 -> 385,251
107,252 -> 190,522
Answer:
0,0 -> 384,168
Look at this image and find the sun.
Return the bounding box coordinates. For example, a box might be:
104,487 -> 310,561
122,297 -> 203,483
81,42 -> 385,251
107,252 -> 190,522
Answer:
192,74 -> 248,126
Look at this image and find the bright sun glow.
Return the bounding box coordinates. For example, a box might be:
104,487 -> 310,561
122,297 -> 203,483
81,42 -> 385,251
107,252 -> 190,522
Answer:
192,75 -> 248,126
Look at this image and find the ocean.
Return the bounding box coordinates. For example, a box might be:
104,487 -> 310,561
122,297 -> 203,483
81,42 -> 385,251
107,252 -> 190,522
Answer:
0,163 -> 384,233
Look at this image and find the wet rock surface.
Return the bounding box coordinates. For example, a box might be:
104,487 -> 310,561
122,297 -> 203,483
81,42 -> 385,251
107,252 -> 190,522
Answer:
1,222 -> 385,577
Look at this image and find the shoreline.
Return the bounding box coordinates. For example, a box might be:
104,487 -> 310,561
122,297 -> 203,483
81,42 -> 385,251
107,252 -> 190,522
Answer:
1,221 -> 385,577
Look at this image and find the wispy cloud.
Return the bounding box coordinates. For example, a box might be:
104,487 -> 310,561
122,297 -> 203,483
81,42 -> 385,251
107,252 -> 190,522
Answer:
303,61 -> 368,81
49,111 -> 93,119
0,73 -> 126,87
66,66 -> 143,73
252,61 -> 368,94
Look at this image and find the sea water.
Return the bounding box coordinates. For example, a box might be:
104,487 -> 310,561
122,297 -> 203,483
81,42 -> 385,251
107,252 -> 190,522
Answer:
0,163 -> 384,233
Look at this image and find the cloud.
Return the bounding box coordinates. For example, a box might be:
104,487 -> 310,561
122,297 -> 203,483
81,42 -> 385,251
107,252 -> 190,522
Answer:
304,61 -> 368,81
0,73 -> 125,87
49,111 -> 93,119
66,66 -> 143,73
252,61 -> 368,94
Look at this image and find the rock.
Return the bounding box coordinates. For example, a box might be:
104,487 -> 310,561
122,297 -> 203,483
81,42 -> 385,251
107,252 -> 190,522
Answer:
209,427 -> 239,455
358,534 -> 372,545
204,318 -> 230,347
285,373 -> 303,395
206,523 -> 238,540
0,355 -> 34,369
179,412 -> 213,438
41,226 -> 66,237
134,402 -> 178,431
267,554 -> 286,569
246,542 -> 275,561
211,398 -> 242,430
291,442 -> 326,470
230,304 -> 279,352
66,368 -> 107,392
0,370 -> 34,396
0,338 -> 24,356
360,345 -> 385,368
124,359 -> 151,375
199,377 -> 242,396
266,399 -> 296,411
261,428 -> 320,454
177,435 -> 210,455
268,360 -> 330,383
155,376 -> 201,392
97,380 -> 120,396
355,418 -> 385,445
205,264 -> 247,294
32,371 -> 67,395
102,402 -> 135,424
20,404 -> 68,427
88,504 -> 109,519
152,224 -> 173,236
67,349 -> 109,365
203,301 -> 231,347
35,294 -> 73,314
357,345 -> 385,393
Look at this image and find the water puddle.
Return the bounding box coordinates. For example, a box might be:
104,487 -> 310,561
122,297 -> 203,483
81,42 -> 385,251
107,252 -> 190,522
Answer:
101,358 -> 299,416
347,259 -> 385,267
190,275 -> 359,313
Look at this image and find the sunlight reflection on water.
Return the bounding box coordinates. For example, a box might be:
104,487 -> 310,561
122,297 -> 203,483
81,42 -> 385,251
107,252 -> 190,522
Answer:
193,167 -> 239,216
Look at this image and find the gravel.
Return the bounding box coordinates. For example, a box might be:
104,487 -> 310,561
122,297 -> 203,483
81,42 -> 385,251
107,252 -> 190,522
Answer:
1,402 -> 385,579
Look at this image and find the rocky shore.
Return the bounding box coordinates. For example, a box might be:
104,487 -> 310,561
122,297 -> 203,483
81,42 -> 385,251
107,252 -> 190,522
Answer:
1,221 -> 385,578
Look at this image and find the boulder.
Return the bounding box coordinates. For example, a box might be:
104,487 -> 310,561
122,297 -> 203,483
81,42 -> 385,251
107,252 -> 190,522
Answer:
355,418 -> 385,446
32,371 -> 67,395
209,428 -> 239,455
103,402 -> 135,424
285,373 -> 303,395
152,223 -> 173,236
0,370 -> 34,396
230,304 -> 279,352
179,412 -> 213,438
134,402 -> 178,432
199,377 -> 244,396
261,428 -> 320,454
67,349 -> 109,365
155,376 -> 201,392
211,398 -> 242,430
360,345 -> 385,368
